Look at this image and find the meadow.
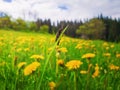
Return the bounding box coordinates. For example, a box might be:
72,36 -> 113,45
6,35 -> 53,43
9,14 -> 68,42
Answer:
0,29 -> 120,90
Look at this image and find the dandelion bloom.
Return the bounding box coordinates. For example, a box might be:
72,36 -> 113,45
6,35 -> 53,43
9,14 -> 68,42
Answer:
48,47 -> 53,52
75,44 -> 82,49
103,42 -> 108,47
116,54 -> 120,58
80,70 -> 87,74
17,62 -> 26,69
82,53 -> 95,59
109,64 -> 119,70
30,55 -> 44,60
49,81 -> 56,90
106,47 -> 109,50
65,60 -> 83,70
92,64 -> 99,78
57,47 -> 68,53
57,59 -> 64,67
110,45 -> 114,48
103,53 -> 111,57
24,61 -> 40,76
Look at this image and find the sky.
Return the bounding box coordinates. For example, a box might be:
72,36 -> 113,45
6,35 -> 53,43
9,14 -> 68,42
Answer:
0,0 -> 120,22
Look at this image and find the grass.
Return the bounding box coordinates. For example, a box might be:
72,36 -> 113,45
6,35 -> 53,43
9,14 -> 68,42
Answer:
0,29 -> 120,90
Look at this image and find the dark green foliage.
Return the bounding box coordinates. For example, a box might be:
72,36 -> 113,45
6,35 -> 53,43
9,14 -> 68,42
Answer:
11,18 -> 28,31
39,25 -> 49,33
76,18 -> 106,40
0,15 -> 11,29
0,12 -> 120,42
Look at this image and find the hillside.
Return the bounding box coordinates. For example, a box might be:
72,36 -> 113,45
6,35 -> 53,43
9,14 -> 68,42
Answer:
0,30 -> 120,90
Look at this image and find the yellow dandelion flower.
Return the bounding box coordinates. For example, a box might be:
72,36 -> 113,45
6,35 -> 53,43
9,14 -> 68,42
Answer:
0,37 -> 4,41
80,70 -> 87,74
30,37 -> 34,41
92,64 -> 99,78
109,64 -> 119,70
30,55 -> 44,60
103,42 -> 109,47
24,66 -> 32,76
116,54 -> 120,58
57,59 -> 64,67
17,62 -> 26,69
65,60 -> 83,70
103,53 -> 111,57
48,47 -> 53,52
82,53 -> 95,59
24,61 -> 40,76
57,47 -> 68,53
106,47 -> 109,50
75,44 -> 82,49
110,44 -> 114,48
49,81 -> 56,90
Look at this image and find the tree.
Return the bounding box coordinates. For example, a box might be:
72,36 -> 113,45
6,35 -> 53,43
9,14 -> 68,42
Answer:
0,16 -> 11,29
76,18 -> 106,39
39,25 -> 49,33
11,18 -> 27,30
28,21 -> 37,31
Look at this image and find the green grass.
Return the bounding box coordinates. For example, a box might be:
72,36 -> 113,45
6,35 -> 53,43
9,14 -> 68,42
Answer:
0,29 -> 120,90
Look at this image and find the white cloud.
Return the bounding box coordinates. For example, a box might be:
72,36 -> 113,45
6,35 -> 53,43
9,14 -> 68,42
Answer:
0,0 -> 120,22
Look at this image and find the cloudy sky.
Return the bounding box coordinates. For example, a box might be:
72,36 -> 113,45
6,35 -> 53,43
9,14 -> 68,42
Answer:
0,0 -> 120,22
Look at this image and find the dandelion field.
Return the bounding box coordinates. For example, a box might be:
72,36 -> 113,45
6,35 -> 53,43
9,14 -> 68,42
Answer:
0,30 -> 120,90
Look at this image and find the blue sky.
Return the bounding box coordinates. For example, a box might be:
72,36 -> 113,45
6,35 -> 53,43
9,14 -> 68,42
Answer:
0,0 -> 120,22
3,0 -> 12,3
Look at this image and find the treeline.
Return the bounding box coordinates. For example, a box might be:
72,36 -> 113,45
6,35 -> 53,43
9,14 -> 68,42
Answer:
0,13 -> 120,42
76,15 -> 120,42
98,15 -> 120,42
0,14 -> 82,36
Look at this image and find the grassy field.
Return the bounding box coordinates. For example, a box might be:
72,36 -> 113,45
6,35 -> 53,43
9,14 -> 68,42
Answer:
0,30 -> 120,90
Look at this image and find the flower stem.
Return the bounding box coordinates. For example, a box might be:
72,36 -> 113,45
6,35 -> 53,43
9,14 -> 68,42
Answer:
56,59 -> 58,76
74,71 -> 77,90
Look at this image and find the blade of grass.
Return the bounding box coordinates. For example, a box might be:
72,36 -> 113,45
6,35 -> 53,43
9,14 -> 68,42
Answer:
36,25 -> 69,90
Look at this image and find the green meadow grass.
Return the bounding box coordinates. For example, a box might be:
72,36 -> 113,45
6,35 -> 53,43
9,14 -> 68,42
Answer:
0,29 -> 120,90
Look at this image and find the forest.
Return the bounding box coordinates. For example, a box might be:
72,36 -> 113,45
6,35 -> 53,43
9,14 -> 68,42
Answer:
0,12 -> 120,42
